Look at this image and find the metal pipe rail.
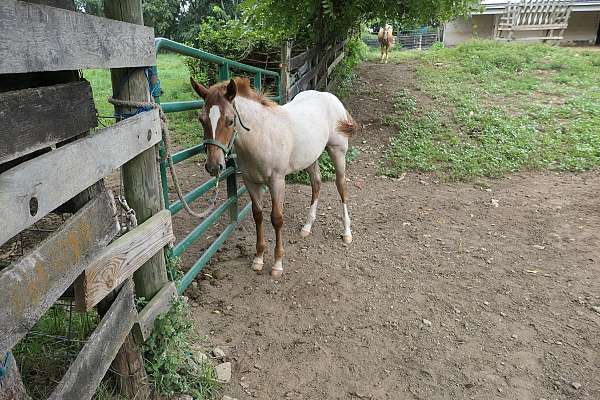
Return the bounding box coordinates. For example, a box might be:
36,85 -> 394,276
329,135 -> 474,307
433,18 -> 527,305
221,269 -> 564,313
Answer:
152,38 -> 283,293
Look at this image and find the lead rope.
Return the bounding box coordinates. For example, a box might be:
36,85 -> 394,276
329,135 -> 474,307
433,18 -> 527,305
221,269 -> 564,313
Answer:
107,96 -> 219,220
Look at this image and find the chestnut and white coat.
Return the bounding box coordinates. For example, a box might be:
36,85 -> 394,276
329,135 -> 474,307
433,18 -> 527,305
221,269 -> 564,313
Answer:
191,77 -> 355,277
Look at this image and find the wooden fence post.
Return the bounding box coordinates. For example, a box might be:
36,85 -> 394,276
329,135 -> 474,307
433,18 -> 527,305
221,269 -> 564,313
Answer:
104,0 -> 167,397
104,0 -> 168,304
280,39 -> 292,104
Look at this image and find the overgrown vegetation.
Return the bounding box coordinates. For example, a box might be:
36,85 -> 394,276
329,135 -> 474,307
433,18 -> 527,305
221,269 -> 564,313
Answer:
143,296 -> 219,399
378,40 -> 600,180
186,15 -> 284,85
329,37 -> 369,98
13,305 -> 99,399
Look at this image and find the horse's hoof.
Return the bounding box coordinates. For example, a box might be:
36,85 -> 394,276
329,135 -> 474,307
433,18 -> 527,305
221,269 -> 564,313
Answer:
342,234 -> 353,244
271,268 -> 283,278
252,258 -> 264,271
300,228 -> 311,238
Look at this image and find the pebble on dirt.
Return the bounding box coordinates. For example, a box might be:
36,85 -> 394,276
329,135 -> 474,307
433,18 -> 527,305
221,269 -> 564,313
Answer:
213,347 -> 226,359
422,318 -> 432,327
215,362 -> 232,383
571,382 -> 582,390
592,305 -> 600,314
222,396 -> 238,400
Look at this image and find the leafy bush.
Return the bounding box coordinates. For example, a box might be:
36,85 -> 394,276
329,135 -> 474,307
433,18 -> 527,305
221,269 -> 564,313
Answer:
186,16 -> 284,85
329,36 -> 369,98
144,296 -> 218,400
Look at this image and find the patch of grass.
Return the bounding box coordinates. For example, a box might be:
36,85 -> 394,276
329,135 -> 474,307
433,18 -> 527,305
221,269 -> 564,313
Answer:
13,304 -> 99,399
143,296 -> 219,400
380,40 -> 600,180
84,52 -> 202,147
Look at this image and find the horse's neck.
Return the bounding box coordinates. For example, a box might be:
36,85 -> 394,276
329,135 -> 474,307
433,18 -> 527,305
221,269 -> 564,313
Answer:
234,96 -> 278,137
232,96 -> 281,156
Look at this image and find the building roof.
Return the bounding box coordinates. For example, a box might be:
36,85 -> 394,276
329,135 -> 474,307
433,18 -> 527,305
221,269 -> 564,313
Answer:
479,0 -> 600,14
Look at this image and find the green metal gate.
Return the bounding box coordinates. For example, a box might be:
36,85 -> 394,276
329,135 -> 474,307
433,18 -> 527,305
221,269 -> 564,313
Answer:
152,38 -> 282,294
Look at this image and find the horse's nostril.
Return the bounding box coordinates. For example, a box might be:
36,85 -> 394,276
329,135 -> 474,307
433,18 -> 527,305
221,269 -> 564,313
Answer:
219,163 -> 225,172
205,163 -> 210,173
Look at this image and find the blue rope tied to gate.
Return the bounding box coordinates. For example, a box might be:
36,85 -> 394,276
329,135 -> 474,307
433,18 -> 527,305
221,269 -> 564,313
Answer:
0,352 -> 12,380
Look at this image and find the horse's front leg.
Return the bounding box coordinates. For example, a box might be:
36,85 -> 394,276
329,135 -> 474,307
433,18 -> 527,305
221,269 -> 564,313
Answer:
380,45 -> 384,62
269,176 -> 286,278
246,181 -> 266,271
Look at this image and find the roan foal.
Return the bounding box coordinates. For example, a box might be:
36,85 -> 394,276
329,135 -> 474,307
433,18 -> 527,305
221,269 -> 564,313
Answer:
191,77 -> 355,277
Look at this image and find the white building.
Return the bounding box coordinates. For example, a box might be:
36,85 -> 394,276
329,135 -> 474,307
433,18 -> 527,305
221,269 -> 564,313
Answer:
444,0 -> 600,45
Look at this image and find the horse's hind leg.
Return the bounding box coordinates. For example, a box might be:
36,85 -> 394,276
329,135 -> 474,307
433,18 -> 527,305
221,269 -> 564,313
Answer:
326,144 -> 352,244
247,181 -> 266,272
269,176 -> 286,277
300,161 -> 321,237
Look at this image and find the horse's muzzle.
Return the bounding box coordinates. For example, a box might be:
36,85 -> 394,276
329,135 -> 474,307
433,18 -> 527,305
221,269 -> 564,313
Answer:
205,162 -> 225,177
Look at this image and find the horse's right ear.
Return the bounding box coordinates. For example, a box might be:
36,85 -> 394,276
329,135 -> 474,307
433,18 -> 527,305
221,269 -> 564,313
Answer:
190,77 -> 208,99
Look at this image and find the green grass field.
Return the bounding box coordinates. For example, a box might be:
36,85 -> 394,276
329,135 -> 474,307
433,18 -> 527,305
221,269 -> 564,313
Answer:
85,52 -> 202,147
372,40 -> 600,181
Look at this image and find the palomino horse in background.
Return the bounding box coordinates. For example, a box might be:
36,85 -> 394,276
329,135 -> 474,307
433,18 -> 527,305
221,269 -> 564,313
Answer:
378,24 -> 394,63
190,77 -> 356,277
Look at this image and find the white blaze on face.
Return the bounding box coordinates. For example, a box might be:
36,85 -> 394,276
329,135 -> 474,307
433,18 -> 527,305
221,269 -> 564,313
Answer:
209,105 -> 221,139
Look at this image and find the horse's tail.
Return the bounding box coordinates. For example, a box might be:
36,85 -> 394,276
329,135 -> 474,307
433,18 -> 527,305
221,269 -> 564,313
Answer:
337,112 -> 356,138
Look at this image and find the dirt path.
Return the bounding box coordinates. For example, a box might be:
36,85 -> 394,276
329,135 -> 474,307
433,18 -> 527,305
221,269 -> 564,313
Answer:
179,62 -> 600,400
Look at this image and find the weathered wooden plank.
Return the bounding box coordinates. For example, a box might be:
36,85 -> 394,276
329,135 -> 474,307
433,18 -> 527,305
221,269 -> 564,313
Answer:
290,48 -> 316,71
75,210 -> 174,312
0,0 -> 155,74
0,190 -> 119,355
48,279 -> 137,400
288,67 -> 317,99
0,109 -> 161,246
132,281 -> 177,343
0,81 -> 97,165
25,0 -> 74,10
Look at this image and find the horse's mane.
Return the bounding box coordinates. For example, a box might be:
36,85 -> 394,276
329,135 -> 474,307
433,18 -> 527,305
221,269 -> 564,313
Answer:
216,77 -> 277,108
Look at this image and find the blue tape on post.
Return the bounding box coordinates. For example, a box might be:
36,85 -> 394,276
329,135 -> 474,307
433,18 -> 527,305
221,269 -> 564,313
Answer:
0,352 -> 12,380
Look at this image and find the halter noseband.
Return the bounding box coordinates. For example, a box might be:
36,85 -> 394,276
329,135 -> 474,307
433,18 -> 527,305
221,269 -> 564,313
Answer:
203,101 -> 250,159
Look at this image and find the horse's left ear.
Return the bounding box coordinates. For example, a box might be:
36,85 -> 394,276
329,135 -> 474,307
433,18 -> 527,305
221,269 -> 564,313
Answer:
225,79 -> 237,102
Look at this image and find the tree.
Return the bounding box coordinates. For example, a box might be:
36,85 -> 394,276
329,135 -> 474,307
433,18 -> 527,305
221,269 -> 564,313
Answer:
143,0 -> 182,39
242,0 -> 477,42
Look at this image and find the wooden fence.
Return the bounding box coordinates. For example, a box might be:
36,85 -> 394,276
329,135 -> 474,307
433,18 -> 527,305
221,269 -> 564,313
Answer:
0,1 -> 174,399
282,37 -> 349,101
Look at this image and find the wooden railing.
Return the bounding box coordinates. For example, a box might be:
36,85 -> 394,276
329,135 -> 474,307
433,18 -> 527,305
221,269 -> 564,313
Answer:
0,1 -> 173,398
282,37 -> 349,101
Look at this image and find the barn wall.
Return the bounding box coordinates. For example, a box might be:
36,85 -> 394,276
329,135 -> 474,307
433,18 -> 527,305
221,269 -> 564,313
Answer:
563,11 -> 600,43
444,11 -> 600,46
443,15 -> 495,46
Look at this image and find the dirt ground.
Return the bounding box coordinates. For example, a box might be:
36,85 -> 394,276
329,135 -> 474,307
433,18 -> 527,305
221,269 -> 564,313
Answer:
174,62 -> 600,399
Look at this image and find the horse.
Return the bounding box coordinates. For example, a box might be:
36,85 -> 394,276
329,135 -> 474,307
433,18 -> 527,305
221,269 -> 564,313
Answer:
378,24 -> 394,63
190,77 -> 356,277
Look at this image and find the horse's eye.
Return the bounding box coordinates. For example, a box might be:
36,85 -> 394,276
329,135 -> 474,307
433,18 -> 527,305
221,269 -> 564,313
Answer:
226,118 -> 234,127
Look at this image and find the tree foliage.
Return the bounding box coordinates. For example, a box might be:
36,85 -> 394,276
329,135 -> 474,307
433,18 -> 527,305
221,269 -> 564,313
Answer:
242,0 -> 477,42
